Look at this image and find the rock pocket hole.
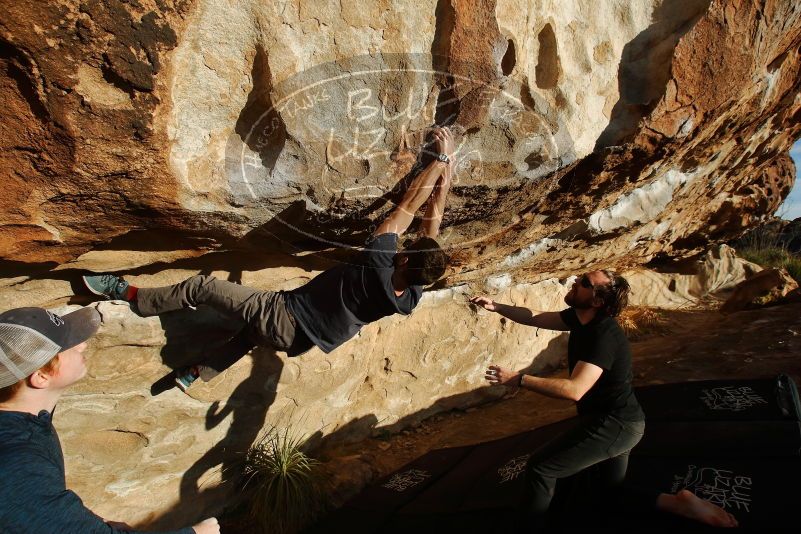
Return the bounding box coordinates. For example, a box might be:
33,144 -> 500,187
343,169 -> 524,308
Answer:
535,23 -> 560,89
501,38 -> 516,76
525,152 -> 545,170
767,51 -> 787,73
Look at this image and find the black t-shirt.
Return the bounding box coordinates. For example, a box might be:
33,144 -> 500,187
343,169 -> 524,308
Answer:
285,233 -> 424,353
559,308 -> 644,422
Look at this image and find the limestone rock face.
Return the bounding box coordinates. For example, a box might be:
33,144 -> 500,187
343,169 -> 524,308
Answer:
622,244 -> 763,308
1,0 -> 798,275
1,0 -> 800,529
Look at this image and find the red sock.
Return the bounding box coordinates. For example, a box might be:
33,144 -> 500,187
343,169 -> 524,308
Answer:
126,286 -> 139,301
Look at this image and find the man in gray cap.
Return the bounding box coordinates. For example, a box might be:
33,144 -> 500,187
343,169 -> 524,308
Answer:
0,306 -> 220,534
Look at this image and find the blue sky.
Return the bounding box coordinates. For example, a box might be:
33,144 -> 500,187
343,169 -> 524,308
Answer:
778,139 -> 801,220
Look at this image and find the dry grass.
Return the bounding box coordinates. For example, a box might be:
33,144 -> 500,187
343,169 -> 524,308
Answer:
618,306 -> 669,340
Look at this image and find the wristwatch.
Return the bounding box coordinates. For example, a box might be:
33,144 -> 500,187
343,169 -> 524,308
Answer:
436,153 -> 450,164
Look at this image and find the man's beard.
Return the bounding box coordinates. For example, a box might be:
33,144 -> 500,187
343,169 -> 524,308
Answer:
565,289 -> 593,309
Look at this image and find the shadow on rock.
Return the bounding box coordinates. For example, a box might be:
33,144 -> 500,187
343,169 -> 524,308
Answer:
143,333 -> 568,531
594,0 -> 711,150
148,343 -> 284,531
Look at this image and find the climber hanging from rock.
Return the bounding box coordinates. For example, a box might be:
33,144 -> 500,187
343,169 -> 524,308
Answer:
81,127 -> 454,392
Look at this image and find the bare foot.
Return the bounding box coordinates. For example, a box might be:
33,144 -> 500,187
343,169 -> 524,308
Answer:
671,489 -> 739,527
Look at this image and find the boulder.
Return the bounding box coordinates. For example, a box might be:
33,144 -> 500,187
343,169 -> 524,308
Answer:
0,0 -> 797,283
1,0 -> 801,529
720,267 -> 799,314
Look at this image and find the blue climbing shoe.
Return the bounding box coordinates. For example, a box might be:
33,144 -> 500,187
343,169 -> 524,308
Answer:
82,274 -> 130,300
175,366 -> 202,392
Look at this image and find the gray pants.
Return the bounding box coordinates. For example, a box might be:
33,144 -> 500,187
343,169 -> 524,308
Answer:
524,413 -> 645,520
137,275 -> 309,355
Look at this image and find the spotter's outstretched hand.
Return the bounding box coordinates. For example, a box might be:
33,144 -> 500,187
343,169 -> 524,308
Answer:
470,296 -> 497,311
485,365 -> 520,386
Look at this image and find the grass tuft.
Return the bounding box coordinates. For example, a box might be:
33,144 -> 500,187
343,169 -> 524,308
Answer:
243,426 -> 323,534
737,222 -> 801,284
739,247 -> 801,283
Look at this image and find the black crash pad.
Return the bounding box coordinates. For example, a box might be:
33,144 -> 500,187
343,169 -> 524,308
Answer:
310,375 -> 801,532
634,374 -> 801,422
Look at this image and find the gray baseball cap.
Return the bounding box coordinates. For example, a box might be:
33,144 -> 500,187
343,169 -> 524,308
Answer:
0,306 -> 101,388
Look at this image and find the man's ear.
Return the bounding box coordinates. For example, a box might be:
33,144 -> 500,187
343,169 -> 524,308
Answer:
28,369 -> 53,390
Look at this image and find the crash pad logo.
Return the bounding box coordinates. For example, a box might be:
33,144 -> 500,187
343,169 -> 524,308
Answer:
498,453 -> 531,483
700,386 -> 768,412
382,469 -> 431,492
671,465 -> 753,512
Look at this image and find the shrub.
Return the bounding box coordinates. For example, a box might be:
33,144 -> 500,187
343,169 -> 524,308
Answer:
739,247 -> 801,285
243,426 -> 323,534
737,221 -> 801,284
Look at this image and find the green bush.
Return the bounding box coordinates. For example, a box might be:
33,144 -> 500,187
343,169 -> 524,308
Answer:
737,221 -> 801,284
243,426 -> 323,534
783,256 -> 801,283
739,247 -> 801,284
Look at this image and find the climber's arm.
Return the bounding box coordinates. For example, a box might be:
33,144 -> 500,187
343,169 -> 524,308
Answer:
374,127 -> 452,237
